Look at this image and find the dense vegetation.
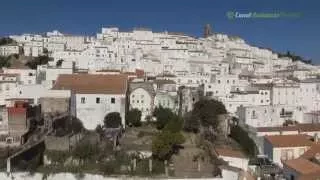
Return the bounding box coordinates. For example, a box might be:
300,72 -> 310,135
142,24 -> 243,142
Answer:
25,55 -> 53,69
56,59 -> 64,67
0,37 -> 15,46
278,51 -> 312,65
229,125 -> 258,157
184,99 -> 227,133
53,116 -> 84,136
0,56 -> 12,68
126,108 -> 142,127
104,112 -> 122,128
152,107 -> 185,160
153,106 -> 176,130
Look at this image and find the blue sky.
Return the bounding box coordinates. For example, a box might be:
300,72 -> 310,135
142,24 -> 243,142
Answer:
0,0 -> 319,62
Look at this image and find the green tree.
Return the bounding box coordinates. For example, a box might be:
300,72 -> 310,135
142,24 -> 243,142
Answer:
163,116 -> 183,133
152,115 -> 185,160
152,130 -> 185,160
56,59 -> 64,67
126,108 -> 142,127
25,55 -> 53,69
43,48 -> 49,54
0,37 -> 14,46
104,112 -> 122,128
153,106 -> 175,130
96,124 -> 104,134
183,112 -> 200,133
0,56 -> 11,68
192,99 -> 227,131
230,125 -> 258,157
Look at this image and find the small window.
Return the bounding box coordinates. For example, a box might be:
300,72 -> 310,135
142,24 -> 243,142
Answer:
227,80 -> 229,84
111,97 -> 115,104
81,97 -> 86,104
137,100 -> 140,103
217,80 -> 221,84
141,100 -> 144,103
96,97 -> 100,104
132,100 -> 135,103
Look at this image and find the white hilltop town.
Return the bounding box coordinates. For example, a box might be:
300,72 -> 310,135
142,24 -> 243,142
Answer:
0,25 -> 319,180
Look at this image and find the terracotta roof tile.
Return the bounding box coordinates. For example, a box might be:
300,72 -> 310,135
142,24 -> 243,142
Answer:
52,74 -> 128,94
257,126 -> 298,132
301,144 -> 320,160
283,158 -> 320,175
265,134 -> 313,148
257,123 -> 320,133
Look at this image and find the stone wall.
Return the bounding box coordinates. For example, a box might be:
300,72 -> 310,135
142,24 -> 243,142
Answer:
45,133 -> 83,151
39,97 -> 69,114
0,172 -> 227,180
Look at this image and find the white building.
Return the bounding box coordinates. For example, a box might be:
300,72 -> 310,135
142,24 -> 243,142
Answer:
52,74 -> 128,130
0,45 -> 19,56
129,82 -> 154,121
0,74 -> 19,105
2,68 -> 36,85
215,147 -> 249,171
237,105 -> 304,128
264,134 -> 314,167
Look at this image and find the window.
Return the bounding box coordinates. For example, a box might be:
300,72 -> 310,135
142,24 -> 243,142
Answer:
81,97 -> 86,104
132,100 -> 135,103
137,100 -> 140,103
111,97 -> 115,104
252,110 -> 257,119
208,85 -> 211,88
227,80 -> 229,84
232,80 -> 235,84
141,100 -> 144,103
217,80 -> 221,84
96,97 -> 100,104
261,100 -> 264,103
